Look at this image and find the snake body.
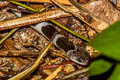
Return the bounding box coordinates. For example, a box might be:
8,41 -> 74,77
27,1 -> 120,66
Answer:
33,22 -> 90,66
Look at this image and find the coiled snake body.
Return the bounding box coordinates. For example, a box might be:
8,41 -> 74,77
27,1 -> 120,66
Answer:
33,22 -> 90,66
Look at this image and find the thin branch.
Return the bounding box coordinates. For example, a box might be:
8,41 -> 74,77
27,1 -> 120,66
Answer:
7,0 -> 39,12
0,8 -> 72,31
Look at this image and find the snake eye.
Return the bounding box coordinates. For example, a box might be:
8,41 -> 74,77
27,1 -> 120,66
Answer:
67,46 -> 90,66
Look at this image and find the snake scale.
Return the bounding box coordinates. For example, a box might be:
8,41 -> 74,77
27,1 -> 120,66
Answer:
33,22 -> 90,66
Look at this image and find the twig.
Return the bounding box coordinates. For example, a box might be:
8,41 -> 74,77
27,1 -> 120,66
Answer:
39,62 -> 75,70
16,0 -> 77,5
23,43 -> 42,50
0,50 -> 40,57
0,8 -> 72,31
45,66 -> 62,80
7,0 -> 46,12
51,0 -> 99,33
8,42 -> 52,80
63,68 -> 89,79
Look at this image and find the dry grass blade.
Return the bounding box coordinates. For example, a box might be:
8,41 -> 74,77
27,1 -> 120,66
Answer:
50,19 -> 90,42
7,0 -> 39,12
45,66 -> 63,80
8,42 -> 52,80
0,28 -> 18,45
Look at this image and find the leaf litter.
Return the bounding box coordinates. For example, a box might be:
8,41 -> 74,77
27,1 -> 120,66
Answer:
0,0 -> 120,80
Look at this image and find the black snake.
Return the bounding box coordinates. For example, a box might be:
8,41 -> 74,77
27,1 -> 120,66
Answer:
33,22 -> 90,66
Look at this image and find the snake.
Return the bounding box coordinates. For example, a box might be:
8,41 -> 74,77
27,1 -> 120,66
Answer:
33,22 -> 90,66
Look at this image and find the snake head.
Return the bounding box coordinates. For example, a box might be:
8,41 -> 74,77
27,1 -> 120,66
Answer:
67,46 -> 90,66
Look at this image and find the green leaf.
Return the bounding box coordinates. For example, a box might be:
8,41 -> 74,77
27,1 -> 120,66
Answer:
109,64 -> 120,80
90,21 -> 120,61
89,59 -> 113,76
